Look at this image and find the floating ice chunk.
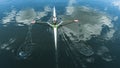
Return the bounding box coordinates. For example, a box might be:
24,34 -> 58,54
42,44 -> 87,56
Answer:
61,26 -> 78,41
102,54 -> 113,62
86,57 -> 94,63
74,43 -> 94,56
16,8 -> 36,25
1,44 -> 9,49
97,46 -> 109,56
44,6 -> 51,12
112,1 -> 120,10
17,24 -> 24,26
64,6 -> 115,41
0,38 -> 16,50
105,29 -> 115,40
6,47 -> 11,50
36,12 -> 47,19
113,16 -> 118,21
68,0 -> 76,6
66,6 -> 75,15
9,38 -> 16,44
2,10 -> 16,24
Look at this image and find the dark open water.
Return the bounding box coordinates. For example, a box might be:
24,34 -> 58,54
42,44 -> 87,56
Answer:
0,0 -> 120,68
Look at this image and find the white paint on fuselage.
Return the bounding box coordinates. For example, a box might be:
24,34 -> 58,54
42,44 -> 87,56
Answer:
54,27 -> 57,51
53,27 -> 59,68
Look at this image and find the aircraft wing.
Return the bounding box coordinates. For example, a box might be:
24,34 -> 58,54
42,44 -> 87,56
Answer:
59,15 -> 80,26
58,15 -> 81,34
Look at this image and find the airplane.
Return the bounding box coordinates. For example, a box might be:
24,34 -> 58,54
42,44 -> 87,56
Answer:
31,6 -> 79,68
46,6 -> 64,68
47,6 -> 63,28
47,6 -> 63,51
30,6 -> 79,48
31,6 -> 79,50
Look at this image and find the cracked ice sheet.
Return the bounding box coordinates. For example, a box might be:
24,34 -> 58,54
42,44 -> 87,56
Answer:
62,6 -> 115,41
2,10 -> 17,24
66,0 -> 76,15
16,8 -> 37,25
112,1 -> 120,11
1,6 -> 51,26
